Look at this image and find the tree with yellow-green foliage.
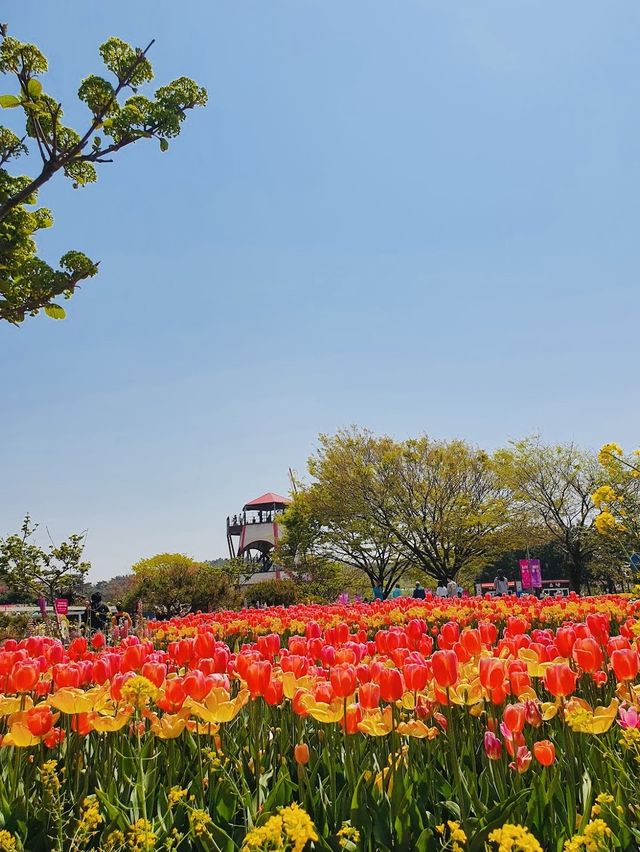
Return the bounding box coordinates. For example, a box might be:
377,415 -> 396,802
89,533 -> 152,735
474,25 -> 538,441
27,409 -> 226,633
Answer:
494,437 -> 600,592
282,428 -> 519,593
592,443 -> 640,573
0,25 -> 206,324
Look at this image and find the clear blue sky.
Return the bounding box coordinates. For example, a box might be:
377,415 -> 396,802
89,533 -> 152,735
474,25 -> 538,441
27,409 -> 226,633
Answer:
2,2 -> 639,580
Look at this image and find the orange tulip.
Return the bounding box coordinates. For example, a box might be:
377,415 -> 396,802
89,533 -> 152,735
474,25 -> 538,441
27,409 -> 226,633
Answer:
13,662 -> 38,693
379,668 -> 404,702
359,682 -> 381,710
533,740 -> 556,767
330,664 -> 357,698
294,743 -> 310,765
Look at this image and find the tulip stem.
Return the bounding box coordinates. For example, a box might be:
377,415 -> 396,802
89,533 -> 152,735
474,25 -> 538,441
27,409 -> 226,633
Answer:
444,695 -> 468,825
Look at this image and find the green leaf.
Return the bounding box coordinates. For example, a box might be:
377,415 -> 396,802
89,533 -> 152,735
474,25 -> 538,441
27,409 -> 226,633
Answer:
27,79 -> 43,98
159,137 -> 169,152
0,94 -> 21,108
43,304 -> 66,320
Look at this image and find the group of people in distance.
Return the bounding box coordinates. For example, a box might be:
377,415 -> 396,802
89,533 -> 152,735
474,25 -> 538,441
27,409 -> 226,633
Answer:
81,592 -> 132,637
372,578 -> 464,601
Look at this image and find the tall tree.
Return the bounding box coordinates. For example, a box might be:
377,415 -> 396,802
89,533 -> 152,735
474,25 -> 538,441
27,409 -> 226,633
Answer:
591,442 -> 640,577
494,437 -> 599,592
284,434 -> 409,596
0,27 -> 207,323
290,428 -> 517,590
0,514 -> 90,603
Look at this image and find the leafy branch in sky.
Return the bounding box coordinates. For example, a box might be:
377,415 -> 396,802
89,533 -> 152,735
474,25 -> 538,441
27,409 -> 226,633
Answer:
0,25 -> 207,324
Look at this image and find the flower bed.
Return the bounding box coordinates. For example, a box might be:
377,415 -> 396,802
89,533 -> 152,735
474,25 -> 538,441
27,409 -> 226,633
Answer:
0,594 -> 639,850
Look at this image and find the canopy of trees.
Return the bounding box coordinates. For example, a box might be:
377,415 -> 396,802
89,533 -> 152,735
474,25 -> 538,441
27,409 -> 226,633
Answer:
279,429 -> 639,594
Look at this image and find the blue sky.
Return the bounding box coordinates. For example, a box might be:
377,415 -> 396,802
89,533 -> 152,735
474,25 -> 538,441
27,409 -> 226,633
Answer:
1,1 -> 639,580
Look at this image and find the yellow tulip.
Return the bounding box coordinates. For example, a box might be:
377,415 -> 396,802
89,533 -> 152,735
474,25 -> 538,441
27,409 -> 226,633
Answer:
48,686 -> 107,715
396,719 -> 439,739
564,698 -> 619,734
357,707 -> 393,737
186,687 -> 249,724
0,696 -> 30,716
281,673 -> 313,700
1,723 -> 41,748
149,711 -> 190,739
89,708 -> 133,733
299,694 -> 344,724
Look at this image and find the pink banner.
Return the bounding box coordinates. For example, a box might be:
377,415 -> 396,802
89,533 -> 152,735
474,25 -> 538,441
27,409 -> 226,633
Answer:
530,559 -> 542,589
519,559 -> 532,589
54,598 -> 68,615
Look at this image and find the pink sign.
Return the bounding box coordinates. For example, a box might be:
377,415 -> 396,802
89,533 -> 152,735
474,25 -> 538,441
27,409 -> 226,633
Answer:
54,598 -> 68,615
530,559 -> 542,589
37,597 -> 47,615
519,559 -> 532,589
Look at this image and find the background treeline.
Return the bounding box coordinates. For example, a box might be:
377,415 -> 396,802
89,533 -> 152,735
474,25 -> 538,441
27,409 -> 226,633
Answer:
1,431 -> 638,613
274,429 -> 640,597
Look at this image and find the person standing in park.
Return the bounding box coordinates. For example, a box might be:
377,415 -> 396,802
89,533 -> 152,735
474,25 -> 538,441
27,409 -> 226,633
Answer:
111,602 -> 132,640
373,584 -> 384,601
412,582 -> 426,599
436,582 -> 447,598
494,572 -> 509,596
391,584 -> 403,599
82,592 -> 109,635
446,577 -> 458,598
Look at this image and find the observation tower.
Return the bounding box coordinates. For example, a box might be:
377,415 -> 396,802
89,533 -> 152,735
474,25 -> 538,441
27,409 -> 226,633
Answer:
226,492 -> 291,574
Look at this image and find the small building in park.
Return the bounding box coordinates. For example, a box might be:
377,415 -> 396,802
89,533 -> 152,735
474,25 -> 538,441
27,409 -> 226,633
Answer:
226,492 -> 291,584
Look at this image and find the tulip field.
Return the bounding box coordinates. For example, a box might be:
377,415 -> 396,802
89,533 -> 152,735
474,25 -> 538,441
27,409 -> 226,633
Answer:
1,595 -> 640,850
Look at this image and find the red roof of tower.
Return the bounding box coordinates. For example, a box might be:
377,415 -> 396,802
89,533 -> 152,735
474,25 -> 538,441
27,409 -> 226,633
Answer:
243,492 -> 291,510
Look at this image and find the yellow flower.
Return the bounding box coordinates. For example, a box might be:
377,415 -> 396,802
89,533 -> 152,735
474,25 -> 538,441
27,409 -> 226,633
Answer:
357,707 -> 393,737
148,711 -> 190,740
0,696 -> 27,717
126,818 -> 156,851
1,722 -> 41,748
337,822 -> 360,849
104,830 -> 125,851
488,823 -> 543,851
298,694 -> 344,724
591,486 -> 619,510
280,803 -> 318,852
563,818 -> 612,851
88,706 -> 133,733
594,511 -> 625,536
188,808 -> 213,838
76,794 -> 103,837
120,676 -> 158,709
396,719 -> 439,739
598,443 -> 623,467
564,698 -> 618,735
186,687 -> 249,723
48,686 -> 107,715
0,829 -> 19,851
168,786 -> 188,807
241,814 -> 284,850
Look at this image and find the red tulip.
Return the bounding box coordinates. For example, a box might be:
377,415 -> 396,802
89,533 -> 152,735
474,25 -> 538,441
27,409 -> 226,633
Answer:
246,661 -> 272,697
122,643 -> 146,673
71,713 -> 92,736
611,648 -> 639,682
141,662 -> 166,688
572,637 -> 603,673
479,657 -> 506,691
533,740 -> 556,766
193,632 -> 216,660
460,629 -> 482,657
43,728 -> 65,749
359,681 -> 381,710
157,678 -> 186,713
263,678 -> 284,706
91,632 -> 106,650
13,661 -> 38,693
555,626 -> 576,658
503,703 -> 526,734
404,663 -> 429,692
544,664 -> 577,698
26,706 -> 54,737
379,668 -> 404,702
511,745 -> 532,774
294,743 -> 310,765
54,663 -> 82,689
330,664 -> 357,698
431,650 -> 458,689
